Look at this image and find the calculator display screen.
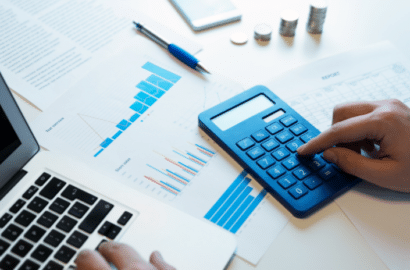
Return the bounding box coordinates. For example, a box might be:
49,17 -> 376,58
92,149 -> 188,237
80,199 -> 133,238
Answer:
212,94 -> 274,131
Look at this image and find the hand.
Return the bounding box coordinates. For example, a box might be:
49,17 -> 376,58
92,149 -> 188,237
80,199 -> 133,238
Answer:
76,242 -> 176,270
297,99 -> 410,193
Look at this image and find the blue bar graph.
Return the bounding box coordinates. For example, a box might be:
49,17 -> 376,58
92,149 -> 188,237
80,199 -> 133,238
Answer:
112,131 -> 122,139
195,144 -> 216,155
135,91 -> 157,106
116,120 -> 131,131
101,138 -> 113,148
204,170 -> 267,234
130,101 -> 149,114
94,149 -> 104,157
129,113 -> 140,123
142,62 -> 181,83
146,74 -> 173,90
137,81 -> 165,98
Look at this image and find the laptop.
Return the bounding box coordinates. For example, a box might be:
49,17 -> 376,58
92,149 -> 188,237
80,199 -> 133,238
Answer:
0,73 -> 237,270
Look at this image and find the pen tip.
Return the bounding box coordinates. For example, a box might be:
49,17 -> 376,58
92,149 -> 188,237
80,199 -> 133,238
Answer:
133,21 -> 141,29
196,63 -> 210,74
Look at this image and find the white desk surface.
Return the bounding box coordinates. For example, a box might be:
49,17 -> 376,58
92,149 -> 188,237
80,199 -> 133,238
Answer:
18,0 -> 410,269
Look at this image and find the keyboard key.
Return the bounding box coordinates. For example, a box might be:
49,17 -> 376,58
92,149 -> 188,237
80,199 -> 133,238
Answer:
2,224 -> 23,241
0,255 -> 20,269
272,148 -> 290,161
308,156 -> 326,171
61,185 -> 98,205
275,131 -> 294,144
318,166 -> 338,181
67,231 -> 88,248
39,178 -> 66,200
267,165 -> 286,179
37,211 -> 58,228
304,177 -> 323,190
98,221 -> 113,235
261,139 -> 279,151
117,211 -> 133,226
79,200 -> 114,234
278,175 -> 297,189
290,124 -> 308,135
257,156 -> 275,169
289,185 -> 309,199
280,115 -> 297,127
247,147 -> 265,160
22,186 -> 39,200
236,138 -> 255,150
31,244 -> 53,262
56,216 -> 77,233
266,122 -> 284,134
106,224 -> 122,240
18,260 -> 39,270
0,213 -> 13,228
49,198 -> 70,214
43,261 -> 64,270
35,173 -> 51,186
251,130 -> 269,142
25,225 -> 46,243
286,140 -> 304,153
0,239 -> 10,256
15,210 -> 36,227
68,202 -> 89,219
10,199 -> 26,214
293,166 -> 312,180
11,239 -> 33,257
44,230 -> 65,247
27,197 -> 48,213
54,245 -> 76,264
96,239 -> 108,251
282,157 -> 300,170
300,133 -> 316,143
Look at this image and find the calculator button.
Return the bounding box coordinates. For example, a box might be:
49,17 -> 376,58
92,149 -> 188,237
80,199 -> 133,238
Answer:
318,166 -> 338,181
266,122 -> 284,134
289,185 -> 309,199
261,139 -> 279,151
290,124 -> 308,136
286,140 -> 304,153
282,157 -> 300,170
247,147 -> 265,160
300,133 -> 316,143
237,138 -> 255,150
267,165 -> 286,179
280,115 -> 297,127
307,156 -> 326,171
304,176 -> 323,190
251,130 -> 269,142
276,131 -> 294,144
292,165 -> 312,180
272,148 -> 290,161
257,156 -> 275,169
278,175 -> 297,189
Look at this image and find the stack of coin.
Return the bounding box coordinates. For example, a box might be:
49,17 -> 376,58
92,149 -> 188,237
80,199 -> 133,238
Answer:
279,9 -> 299,37
306,0 -> 328,34
254,23 -> 272,41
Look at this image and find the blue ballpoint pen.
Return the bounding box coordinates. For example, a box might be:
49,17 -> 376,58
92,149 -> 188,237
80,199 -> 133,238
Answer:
133,21 -> 210,74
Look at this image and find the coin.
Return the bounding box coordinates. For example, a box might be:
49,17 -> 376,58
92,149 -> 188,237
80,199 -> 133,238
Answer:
230,32 -> 248,45
254,23 -> 272,41
279,9 -> 299,37
307,0 -> 328,34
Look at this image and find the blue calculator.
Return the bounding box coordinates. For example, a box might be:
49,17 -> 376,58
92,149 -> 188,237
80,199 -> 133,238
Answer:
198,85 -> 361,218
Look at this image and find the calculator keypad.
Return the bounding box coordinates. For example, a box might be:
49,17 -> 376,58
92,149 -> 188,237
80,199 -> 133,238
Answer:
236,114 -> 346,203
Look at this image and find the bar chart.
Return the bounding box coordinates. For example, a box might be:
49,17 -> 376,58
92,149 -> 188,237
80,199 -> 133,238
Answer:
94,62 -> 181,157
205,170 -> 267,234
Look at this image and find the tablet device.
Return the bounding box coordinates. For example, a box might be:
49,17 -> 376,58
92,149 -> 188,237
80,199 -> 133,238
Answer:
170,0 -> 242,31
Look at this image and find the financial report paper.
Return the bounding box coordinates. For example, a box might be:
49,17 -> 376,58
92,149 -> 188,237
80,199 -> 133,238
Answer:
31,50 -> 291,264
0,0 -> 201,110
267,41 -> 410,270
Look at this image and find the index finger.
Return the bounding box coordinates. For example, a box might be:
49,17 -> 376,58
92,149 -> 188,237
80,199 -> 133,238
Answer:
98,242 -> 151,270
298,113 -> 382,156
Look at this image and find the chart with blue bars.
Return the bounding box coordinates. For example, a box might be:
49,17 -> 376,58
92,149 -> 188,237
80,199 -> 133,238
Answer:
94,62 -> 181,157
205,171 -> 267,234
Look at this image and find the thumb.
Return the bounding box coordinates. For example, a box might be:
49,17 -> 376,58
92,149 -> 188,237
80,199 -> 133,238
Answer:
322,147 -> 398,185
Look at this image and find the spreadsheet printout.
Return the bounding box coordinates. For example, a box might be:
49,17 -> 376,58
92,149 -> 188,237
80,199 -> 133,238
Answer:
267,41 -> 410,270
31,50 -> 291,264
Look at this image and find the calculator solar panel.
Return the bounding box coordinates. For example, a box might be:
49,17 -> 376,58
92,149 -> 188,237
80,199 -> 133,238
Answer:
198,85 -> 361,218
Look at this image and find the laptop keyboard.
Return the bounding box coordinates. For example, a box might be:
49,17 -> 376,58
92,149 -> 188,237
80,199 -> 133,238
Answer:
0,172 -> 136,269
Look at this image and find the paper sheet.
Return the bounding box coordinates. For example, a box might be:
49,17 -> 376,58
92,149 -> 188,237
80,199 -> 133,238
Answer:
0,0 -> 202,110
31,49 -> 291,264
266,41 -> 410,270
